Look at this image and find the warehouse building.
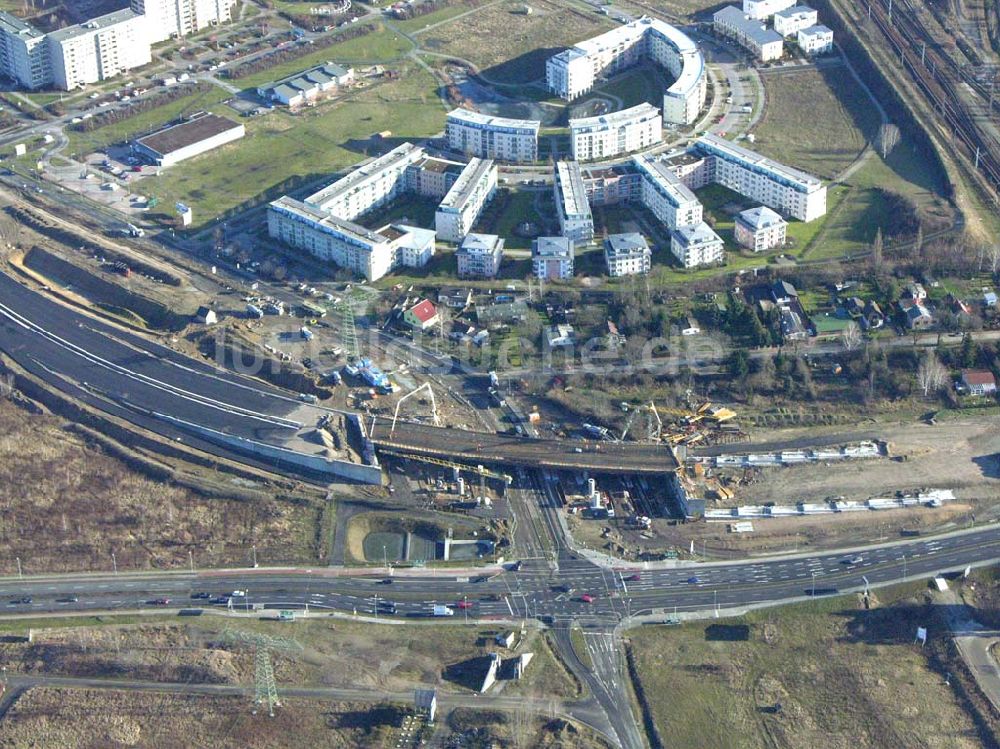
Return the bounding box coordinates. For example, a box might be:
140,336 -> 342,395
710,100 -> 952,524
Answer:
434,157 -> 498,244
546,16 -> 706,126
713,6 -> 784,61
446,108 -> 540,163
569,103 -> 663,161
133,111 -> 245,167
554,161 -> 594,243
670,221 -> 724,268
257,62 -> 354,107
694,133 -> 826,221
532,236 -> 574,280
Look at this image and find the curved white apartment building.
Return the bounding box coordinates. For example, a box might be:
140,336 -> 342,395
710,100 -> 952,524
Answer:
546,16 -> 706,126
569,103 -> 663,161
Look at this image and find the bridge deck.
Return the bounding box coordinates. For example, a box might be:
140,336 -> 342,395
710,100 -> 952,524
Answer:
369,418 -> 679,474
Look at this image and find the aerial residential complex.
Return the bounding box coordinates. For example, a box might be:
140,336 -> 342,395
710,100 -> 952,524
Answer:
569,103 -> 663,161
131,0 -> 237,43
693,133 -> 827,221
546,17 -> 707,126
532,236 -> 575,280
445,108 -> 540,163
434,158 -> 498,244
713,6 -> 784,61
270,143 -> 500,281
0,0 -> 235,90
735,205 -> 787,250
554,161 -> 594,243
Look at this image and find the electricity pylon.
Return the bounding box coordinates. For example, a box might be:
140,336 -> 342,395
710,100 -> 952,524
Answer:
221,629 -> 303,717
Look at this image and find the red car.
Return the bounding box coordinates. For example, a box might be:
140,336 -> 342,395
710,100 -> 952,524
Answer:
131,165 -> 142,172
456,600 -> 474,610
625,574 -> 641,582
579,594 -> 595,603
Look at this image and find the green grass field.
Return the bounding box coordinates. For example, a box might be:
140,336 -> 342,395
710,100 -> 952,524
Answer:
141,66 -> 446,229
629,584 -> 984,749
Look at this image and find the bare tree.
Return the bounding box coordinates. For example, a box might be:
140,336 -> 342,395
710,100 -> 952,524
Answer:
877,123 -> 901,159
841,321 -> 861,351
916,350 -> 947,396
988,245 -> 1000,275
871,227 -> 884,271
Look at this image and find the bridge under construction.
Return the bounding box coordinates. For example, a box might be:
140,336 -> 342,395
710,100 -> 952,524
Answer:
367,417 -> 680,474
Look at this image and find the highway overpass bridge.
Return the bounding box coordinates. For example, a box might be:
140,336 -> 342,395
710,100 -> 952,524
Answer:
367,416 -> 680,474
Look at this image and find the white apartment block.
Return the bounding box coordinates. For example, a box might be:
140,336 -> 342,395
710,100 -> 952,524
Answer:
131,0 -> 237,43
798,24 -> 834,55
532,236 -> 574,280
554,161 -> 594,243
0,9 -> 151,90
268,197 -> 434,282
0,13 -> 49,89
773,5 -> 818,36
743,0 -> 796,19
434,157 -> 498,244
670,221 -> 724,268
48,9 -> 152,90
546,16 -> 706,125
308,143 -> 426,222
632,154 -> 703,230
405,154 -> 465,199
569,103 -> 663,161
695,133 -> 827,221
713,6 -> 784,61
457,233 -> 504,278
735,205 -> 786,250
604,233 -> 651,277
446,108 -> 539,163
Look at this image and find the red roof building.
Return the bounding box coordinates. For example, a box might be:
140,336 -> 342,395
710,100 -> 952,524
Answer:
403,299 -> 439,330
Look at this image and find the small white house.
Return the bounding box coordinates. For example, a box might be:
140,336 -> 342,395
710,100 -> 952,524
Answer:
194,306 -> 217,325
797,24 -> 834,55
680,316 -> 701,336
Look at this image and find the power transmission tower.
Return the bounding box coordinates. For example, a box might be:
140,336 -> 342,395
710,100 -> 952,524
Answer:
340,301 -> 359,360
220,629 -> 303,717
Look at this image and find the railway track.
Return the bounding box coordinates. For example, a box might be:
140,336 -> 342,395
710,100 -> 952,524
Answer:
863,0 -> 1000,195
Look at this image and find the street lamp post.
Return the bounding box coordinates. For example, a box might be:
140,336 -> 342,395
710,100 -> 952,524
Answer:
252,545 -> 258,569
15,557 -> 21,579
811,571 -> 817,596
902,554 -> 907,581
111,553 -> 117,575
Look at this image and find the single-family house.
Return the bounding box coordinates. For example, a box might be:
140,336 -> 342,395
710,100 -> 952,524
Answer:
545,324 -> 576,348
984,290 -> 998,308
905,303 -> 933,329
906,282 -> 927,301
771,279 -> 798,305
680,316 -> 701,336
960,369 -> 997,396
194,306 -> 217,325
403,298 -> 439,330
437,288 -> 474,310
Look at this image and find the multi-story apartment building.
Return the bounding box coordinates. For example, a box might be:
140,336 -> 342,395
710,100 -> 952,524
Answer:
735,205 -> 787,250
532,236 -> 574,280
434,157 -> 497,244
268,197 -> 434,281
130,0 -> 237,43
307,143 -> 426,221
569,103 -> 663,161
546,16 -> 706,126
797,24 -> 834,54
554,161 -> 594,243
446,108 -> 539,163
582,165 -> 641,206
670,221 -> 724,268
405,154 -> 466,198
772,5 -> 818,36
604,233 -> 651,277
632,154 -> 703,230
713,6 -> 784,61
0,12 -> 49,89
48,9 -> 151,90
456,233 -> 505,278
694,133 -> 827,221
742,0 -> 796,20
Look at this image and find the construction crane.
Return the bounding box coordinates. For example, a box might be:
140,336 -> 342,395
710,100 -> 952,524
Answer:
620,401 -> 663,442
220,629 -> 303,717
379,449 -> 513,485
